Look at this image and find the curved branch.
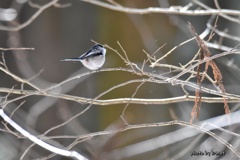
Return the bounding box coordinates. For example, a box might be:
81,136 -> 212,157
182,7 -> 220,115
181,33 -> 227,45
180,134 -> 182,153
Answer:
0,109 -> 88,160
0,0 -> 59,31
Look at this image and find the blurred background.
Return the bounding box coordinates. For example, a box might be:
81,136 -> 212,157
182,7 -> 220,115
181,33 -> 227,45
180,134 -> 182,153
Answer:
0,0 -> 240,159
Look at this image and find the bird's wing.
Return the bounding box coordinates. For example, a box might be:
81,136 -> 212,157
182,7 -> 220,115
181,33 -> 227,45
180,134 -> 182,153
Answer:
80,49 -> 103,59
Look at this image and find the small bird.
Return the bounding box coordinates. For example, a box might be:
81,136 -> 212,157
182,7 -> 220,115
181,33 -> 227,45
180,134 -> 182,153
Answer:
62,44 -> 106,70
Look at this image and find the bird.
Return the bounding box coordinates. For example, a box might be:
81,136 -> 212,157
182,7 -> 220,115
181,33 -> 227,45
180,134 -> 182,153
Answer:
62,44 -> 106,70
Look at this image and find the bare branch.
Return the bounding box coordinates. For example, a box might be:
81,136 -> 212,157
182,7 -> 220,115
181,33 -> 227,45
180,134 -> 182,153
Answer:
0,109 -> 88,160
80,0 -> 240,16
0,0 -> 59,31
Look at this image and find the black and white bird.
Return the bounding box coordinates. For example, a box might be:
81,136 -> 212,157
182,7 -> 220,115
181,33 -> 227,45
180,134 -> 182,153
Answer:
62,44 -> 106,70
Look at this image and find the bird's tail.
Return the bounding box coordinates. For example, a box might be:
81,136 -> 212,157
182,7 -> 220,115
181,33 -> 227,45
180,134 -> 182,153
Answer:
61,58 -> 82,61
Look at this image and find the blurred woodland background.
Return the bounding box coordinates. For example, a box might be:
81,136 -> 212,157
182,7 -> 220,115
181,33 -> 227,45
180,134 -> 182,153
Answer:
0,0 -> 240,160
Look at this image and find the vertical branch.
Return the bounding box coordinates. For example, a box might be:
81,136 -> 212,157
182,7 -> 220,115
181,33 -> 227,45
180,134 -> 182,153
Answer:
188,22 -> 230,123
